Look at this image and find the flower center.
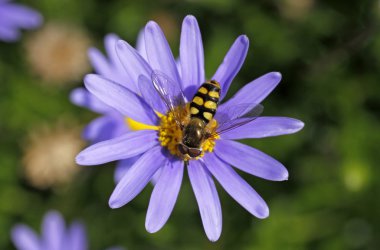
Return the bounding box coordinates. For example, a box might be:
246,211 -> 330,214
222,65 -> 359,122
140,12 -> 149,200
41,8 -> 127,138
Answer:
158,105 -> 219,160
125,105 -> 219,161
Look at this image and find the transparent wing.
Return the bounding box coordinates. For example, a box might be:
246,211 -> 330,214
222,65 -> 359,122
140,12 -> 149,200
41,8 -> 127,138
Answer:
214,103 -> 263,125
210,103 -> 264,137
151,70 -> 186,126
138,74 -> 167,114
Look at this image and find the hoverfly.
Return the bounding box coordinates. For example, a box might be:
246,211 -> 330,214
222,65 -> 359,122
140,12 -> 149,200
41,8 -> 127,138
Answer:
143,70 -> 263,161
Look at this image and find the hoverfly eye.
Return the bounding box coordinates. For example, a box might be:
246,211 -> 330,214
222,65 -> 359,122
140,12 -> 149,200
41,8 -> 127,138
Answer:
178,144 -> 188,155
188,148 -> 202,158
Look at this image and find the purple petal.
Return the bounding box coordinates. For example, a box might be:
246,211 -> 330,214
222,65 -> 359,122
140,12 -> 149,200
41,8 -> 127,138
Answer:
84,74 -> 159,125
109,146 -> 166,208
136,29 -> 147,60
82,115 -> 119,143
0,24 -> 20,41
88,47 -> 113,79
67,221 -> 88,250
76,130 -> 158,165
42,211 -> 65,250
114,155 -> 141,183
84,114 -> 129,144
176,58 -> 181,77
204,154 -> 269,218
188,160 -> 222,242
144,21 -> 181,86
104,34 -> 135,88
116,39 -> 152,92
214,140 -> 288,181
146,159 -> 184,233
212,35 -> 249,100
70,87 -> 112,114
150,168 -> 162,186
11,225 -> 41,250
104,34 -> 121,69
88,34 -> 134,90
180,15 -> 205,100
220,117 -> 304,140
219,72 -> 282,111
0,4 -> 42,29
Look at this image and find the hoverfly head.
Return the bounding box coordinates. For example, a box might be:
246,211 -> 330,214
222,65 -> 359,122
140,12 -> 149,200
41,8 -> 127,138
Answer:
178,143 -> 203,159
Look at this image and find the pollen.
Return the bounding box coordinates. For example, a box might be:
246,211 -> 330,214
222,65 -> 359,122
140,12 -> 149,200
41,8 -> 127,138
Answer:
157,105 -> 219,160
158,110 -> 184,158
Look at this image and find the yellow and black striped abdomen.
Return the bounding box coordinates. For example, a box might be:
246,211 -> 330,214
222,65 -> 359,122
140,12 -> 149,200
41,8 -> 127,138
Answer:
190,80 -> 221,124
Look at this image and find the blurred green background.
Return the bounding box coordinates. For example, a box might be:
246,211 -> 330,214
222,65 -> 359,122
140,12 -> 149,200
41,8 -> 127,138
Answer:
0,0 -> 379,249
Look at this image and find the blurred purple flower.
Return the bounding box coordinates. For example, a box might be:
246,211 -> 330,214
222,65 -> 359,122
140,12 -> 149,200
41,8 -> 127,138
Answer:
70,32 -> 147,183
76,15 -> 304,241
0,0 -> 42,42
11,210 -> 123,250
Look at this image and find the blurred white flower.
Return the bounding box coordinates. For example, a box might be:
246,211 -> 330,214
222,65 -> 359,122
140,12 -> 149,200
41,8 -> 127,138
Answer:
22,124 -> 84,189
278,0 -> 315,21
25,22 -> 91,84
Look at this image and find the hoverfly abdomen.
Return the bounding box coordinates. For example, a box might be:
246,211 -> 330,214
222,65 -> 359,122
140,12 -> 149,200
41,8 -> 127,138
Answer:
190,80 -> 221,124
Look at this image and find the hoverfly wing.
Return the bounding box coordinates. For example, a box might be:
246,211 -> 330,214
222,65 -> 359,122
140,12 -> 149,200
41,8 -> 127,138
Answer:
138,74 -> 166,114
214,103 -> 263,126
151,70 -> 186,127
211,103 -> 263,137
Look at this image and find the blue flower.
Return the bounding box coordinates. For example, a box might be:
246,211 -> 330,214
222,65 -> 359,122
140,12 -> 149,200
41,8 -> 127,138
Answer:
76,15 -> 304,241
11,210 -> 123,250
0,0 -> 42,42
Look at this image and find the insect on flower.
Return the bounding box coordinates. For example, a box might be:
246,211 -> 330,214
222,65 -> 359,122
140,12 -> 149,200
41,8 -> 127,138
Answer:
76,15 -> 304,241
151,70 -> 263,161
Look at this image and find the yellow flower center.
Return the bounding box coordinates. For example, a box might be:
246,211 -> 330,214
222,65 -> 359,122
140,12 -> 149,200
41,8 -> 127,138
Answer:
125,105 -> 219,161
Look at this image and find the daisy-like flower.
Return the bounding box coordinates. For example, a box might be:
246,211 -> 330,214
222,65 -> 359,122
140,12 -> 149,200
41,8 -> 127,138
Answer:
0,0 -> 42,42
70,32 -> 148,182
11,210 -> 123,250
76,15 -> 304,241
